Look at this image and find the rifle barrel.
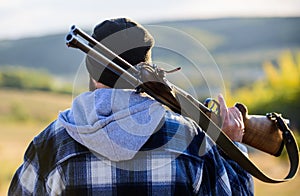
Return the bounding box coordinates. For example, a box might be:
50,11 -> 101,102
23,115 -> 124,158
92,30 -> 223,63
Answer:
65,33 -> 141,88
70,25 -> 139,75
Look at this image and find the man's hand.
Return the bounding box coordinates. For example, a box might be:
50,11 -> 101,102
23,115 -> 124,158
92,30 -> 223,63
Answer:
218,94 -> 244,142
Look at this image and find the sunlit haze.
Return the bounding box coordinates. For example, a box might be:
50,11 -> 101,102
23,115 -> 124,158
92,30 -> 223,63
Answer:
0,0 -> 299,39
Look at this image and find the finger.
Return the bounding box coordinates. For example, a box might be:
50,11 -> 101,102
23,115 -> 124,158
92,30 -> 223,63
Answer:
233,107 -> 243,119
233,109 -> 244,128
218,94 -> 228,119
226,110 -> 243,130
228,108 -> 239,120
230,107 -> 243,121
230,108 -> 241,120
229,112 -> 240,127
234,118 -> 243,130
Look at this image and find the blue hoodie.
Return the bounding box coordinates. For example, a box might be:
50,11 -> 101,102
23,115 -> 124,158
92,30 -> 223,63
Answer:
58,88 -> 166,161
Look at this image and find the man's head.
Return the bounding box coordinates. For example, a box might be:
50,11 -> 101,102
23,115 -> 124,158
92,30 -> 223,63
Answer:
86,18 -> 154,89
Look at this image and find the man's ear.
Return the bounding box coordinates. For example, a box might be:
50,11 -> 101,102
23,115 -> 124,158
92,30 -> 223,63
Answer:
89,76 -> 110,91
89,76 -> 97,91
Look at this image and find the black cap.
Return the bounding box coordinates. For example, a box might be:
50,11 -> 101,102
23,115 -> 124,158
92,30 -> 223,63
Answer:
86,18 -> 154,88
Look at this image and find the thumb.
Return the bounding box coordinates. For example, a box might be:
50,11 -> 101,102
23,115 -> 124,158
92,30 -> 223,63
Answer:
218,94 -> 228,119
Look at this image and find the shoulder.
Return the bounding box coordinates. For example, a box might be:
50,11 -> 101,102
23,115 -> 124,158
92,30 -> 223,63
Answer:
32,120 -> 89,177
142,110 -> 205,156
163,110 -> 200,132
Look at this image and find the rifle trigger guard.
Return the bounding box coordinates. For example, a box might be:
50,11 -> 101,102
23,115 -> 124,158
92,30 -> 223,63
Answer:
204,98 -> 220,115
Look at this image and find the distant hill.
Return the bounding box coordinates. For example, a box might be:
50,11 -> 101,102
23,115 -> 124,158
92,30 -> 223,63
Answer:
159,17 -> 300,52
0,34 -> 84,77
0,17 -> 299,86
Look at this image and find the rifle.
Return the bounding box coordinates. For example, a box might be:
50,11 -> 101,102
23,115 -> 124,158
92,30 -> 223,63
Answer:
65,25 -> 299,183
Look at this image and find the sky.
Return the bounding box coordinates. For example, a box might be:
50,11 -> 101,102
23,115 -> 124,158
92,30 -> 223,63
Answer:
0,0 -> 300,40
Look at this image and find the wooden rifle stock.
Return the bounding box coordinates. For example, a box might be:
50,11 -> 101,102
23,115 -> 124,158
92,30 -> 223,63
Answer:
236,103 -> 285,156
207,103 -> 284,156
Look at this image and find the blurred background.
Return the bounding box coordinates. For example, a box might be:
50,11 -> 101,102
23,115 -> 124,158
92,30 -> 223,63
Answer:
0,0 -> 299,195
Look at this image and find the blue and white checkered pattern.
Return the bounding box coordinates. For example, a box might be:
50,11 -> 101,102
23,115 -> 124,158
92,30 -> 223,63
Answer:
8,111 -> 254,195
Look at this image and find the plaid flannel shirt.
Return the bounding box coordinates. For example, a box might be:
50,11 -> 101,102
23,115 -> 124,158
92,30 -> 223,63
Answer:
8,111 -> 253,195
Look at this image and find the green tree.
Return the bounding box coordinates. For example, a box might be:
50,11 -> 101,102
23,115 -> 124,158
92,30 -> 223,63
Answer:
0,66 -> 53,91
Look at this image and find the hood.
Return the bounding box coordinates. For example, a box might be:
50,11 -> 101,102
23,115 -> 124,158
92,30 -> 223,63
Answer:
58,88 -> 166,161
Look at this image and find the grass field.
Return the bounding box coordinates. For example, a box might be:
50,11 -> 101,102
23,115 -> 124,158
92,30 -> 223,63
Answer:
0,89 -> 72,195
0,89 -> 299,195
